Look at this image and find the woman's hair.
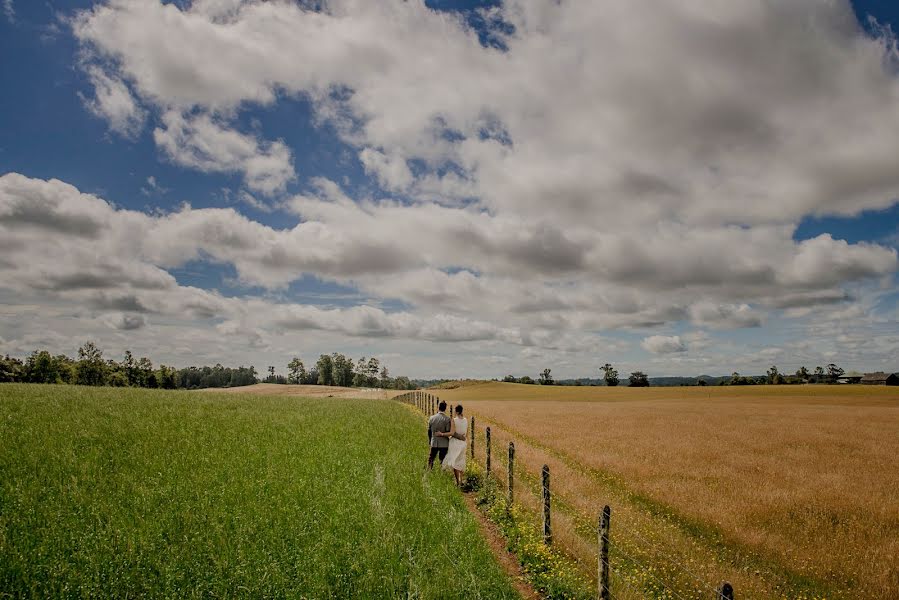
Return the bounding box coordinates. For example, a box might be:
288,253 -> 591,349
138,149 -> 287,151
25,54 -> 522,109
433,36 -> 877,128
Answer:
454,404 -> 463,415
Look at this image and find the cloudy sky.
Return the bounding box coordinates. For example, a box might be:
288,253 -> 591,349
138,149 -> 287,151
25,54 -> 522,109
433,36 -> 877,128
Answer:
1,0 -> 899,379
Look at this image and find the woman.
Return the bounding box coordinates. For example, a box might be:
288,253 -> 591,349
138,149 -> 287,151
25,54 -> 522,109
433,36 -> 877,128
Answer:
439,404 -> 468,487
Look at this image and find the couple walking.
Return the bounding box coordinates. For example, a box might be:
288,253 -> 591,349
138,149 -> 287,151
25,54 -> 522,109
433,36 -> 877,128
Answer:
427,401 -> 468,486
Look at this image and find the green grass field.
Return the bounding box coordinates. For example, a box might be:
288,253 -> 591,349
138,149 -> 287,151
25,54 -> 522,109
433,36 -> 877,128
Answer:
0,384 -> 520,598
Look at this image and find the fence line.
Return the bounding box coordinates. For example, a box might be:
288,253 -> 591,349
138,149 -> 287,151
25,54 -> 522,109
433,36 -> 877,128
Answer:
393,390 -> 736,600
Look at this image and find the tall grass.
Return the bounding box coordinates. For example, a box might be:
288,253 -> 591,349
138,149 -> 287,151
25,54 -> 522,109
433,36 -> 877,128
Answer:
0,384 -> 520,598
438,382 -> 899,599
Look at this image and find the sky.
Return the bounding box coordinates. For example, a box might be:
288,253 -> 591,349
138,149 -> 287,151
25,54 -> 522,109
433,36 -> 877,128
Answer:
1,0 -> 899,380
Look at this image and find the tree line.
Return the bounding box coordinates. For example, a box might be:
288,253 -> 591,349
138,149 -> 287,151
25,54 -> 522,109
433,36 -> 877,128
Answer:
0,342 -> 258,389
0,344 -> 419,391
498,362 -> 851,388
501,364 -> 650,387
725,364 -> 846,385
262,353 -> 416,390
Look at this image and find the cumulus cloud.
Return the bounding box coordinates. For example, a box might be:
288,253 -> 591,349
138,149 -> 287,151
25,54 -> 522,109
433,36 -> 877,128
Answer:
153,111 -> 295,195
81,66 -> 146,138
689,302 -> 763,329
101,312 -> 147,331
641,335 -> 687,355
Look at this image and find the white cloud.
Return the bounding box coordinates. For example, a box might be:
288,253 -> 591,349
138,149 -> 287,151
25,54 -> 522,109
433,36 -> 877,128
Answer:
358,148 -> 414,192
81,66 -> 146,139
3,0 -> 14,23
153,111 -> 295,195
641,335 -> 687,355
689,302 -> 763,329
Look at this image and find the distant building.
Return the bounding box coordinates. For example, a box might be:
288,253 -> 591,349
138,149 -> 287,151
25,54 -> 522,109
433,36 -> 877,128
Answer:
860,372 -> 899,386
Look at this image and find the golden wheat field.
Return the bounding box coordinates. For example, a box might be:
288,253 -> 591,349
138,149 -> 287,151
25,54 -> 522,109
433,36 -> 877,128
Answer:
432,382 -> 899,599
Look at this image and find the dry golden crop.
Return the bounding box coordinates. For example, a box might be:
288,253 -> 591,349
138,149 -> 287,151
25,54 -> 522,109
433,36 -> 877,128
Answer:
435,382 -> 899,599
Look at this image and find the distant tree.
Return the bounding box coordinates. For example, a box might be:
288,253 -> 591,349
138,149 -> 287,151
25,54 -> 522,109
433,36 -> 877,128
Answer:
352,370 -> 367,388
107,370 -> 128,386
367,357 -> 380,385
316,354 -> 333,386
24,350 -> 61,384
696,378 -> 708,386
0,355 -> 25,382
795,366 -> 810,383
826,363 -> 844,384
601,363 -> 619,387
730,371 -> 750,386
502,374 -> 518,383
122,351 -> 138,386
332,353 -> 353,387
379,366 -> 390,388
628,371 -> 649,387
766,365 -> 779,385
157,365 -> 177,389
76,342 -> 107,386
288,357 -> 306,384
137,357 -> 155,387
813,366 -> 825,383
538,368 -> 554,385
519,375 -> 535,385
392,376 -> 414,390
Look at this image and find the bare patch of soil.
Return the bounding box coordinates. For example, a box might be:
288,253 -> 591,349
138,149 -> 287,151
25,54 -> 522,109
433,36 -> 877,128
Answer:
460,492 -> 541,600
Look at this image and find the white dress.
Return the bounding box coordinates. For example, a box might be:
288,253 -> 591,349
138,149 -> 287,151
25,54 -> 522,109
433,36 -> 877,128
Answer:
442,416 -> 468,471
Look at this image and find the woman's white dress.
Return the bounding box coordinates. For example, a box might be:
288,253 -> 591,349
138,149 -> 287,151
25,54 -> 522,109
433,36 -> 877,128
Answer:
442,416 -> 468,471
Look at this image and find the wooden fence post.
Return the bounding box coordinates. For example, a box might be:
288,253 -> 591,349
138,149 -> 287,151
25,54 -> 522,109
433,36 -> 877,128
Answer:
716,582 -> 734,600
542,464 -> 552,545
598,505 -> 611,600
470,416 -> 475,458
507,441 -> 515,508
486,427 -> 491,476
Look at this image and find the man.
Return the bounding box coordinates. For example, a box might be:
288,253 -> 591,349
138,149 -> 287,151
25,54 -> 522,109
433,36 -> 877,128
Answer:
427,401 -> 452,469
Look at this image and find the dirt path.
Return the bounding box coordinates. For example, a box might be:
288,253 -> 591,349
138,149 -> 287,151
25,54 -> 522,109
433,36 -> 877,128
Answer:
460,492 -> 541,600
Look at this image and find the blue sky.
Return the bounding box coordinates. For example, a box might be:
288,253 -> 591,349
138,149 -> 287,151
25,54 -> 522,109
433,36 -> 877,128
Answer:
1,0 -> 898,378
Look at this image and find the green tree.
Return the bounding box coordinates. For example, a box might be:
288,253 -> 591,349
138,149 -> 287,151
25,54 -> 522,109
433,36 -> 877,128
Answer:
288,357 -> 306,384
76,341 -> 107,386
795,366 -> 810,383
392,376 -> 413,390
519,375 -> 535,384
502,375 -> 517,383
766,365 -> 779,385
826,363 -> 844,384
601,363 -> 619,387
157,365 -> 177,389
366,357 -> 380,386
628,371 -> 649,387
330,353 -> 352,387
138,357 -> 155,387
813,366 -> 825,383
538,368 -> 554,385
379,366 -> 390,388
316,354 -> 333,386
122,350 -> 138,386
0,355 -> 25,382
24,350 -> 61,383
